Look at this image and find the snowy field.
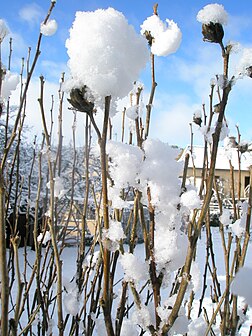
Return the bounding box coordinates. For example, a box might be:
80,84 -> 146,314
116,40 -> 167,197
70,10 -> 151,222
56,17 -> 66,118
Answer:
11,227 -> 252,335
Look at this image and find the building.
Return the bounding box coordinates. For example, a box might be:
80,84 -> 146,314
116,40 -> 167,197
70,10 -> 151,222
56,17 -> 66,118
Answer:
180,145 -> 252,200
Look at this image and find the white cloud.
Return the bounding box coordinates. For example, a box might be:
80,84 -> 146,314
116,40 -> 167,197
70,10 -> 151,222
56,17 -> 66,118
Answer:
148,93 -> 202,147
40,60 -> 68,81
19,3 -> 43,27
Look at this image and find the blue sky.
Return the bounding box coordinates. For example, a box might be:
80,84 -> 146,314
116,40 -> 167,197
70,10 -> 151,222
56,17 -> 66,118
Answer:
2,0 -> 252,147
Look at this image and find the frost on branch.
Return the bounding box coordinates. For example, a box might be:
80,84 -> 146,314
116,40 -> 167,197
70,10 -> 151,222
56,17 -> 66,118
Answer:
66,8 -> 148,98
141,14 -> 182,56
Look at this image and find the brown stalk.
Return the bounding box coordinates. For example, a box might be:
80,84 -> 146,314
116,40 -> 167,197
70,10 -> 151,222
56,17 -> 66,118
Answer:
145,53 -> 157,140
93,95 -> 115,336
38,76 -> 64,335
161,41 -> 232,335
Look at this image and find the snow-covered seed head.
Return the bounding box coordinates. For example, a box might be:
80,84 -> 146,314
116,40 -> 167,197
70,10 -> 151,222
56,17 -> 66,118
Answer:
142,3 -> 159,46
193,115 -> 202,127
246,66 -> 252,78
197,4 -> 228,44
201,22 -> 224,44
237,141 -> 249,154
68,86 -> 94,114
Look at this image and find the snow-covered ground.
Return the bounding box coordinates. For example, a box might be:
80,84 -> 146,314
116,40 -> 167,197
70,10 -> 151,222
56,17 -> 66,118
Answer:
11,227 -> 252,335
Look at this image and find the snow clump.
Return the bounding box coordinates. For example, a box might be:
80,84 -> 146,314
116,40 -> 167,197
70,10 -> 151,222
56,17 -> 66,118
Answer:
236,48 -> 252,78
230,201 -> 248,237
197,4 -> 228,25
141,14 -> 182,56
66,8 -> 149,98
103,220 -> 125,251
131,305 -> 154,332
231,267 -> 252,306
180,189 -> 201,210
219,208 -> 231,226
1,70 -> 19,100
188,316 -> 208,336
0,19 -> 9,42
120,252 -> 148,283
63,279 -> 80,316
120,319 -> 138,336
46,176 -> 66,199
40,19 -> 58,36
108,138 -> 187,276
37,231 -> 51,244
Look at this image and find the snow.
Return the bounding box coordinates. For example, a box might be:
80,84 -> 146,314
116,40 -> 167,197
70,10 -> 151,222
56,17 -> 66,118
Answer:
1,70 -> 19,100
131,304 -> 154,332
63,280 -> 80,316
103,220 -> 125,250
230,201 -> 248,237
119,252 -> 148,283
193,109 -> 202,118
37,231 -> 51,244
125,105 -> 139,120
107,140 -> 143,188
180,145 -> 252,171
120,319 -> 138,336
141,14 -> 182,56
188,316 -> 207,336
231,267 -> 252,307
219,208 -> 231,226
65,8 -> 148,98
40,19 -> 58,36
180,189 -> 201,210
236,48 -> 252,78
8,229 -> 252,335
154,228 -> 188,273
190,261 -> 201,292
46,176 -> 66,199
0,19 -> 9,42
197,4 -> 228,25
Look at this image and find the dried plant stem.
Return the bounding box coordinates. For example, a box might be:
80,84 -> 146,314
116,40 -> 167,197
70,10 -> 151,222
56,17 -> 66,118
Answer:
229,161 -> 237,220
145,53 -> 157,139
1,1 -> 56,170
96,95 -> 115,336
0,169 -> 9,336
38,76 -> 63,335
80,113 -> 91,257
10,236 -> 24,336
162,46 -> 232,335
121,107 -> 126,143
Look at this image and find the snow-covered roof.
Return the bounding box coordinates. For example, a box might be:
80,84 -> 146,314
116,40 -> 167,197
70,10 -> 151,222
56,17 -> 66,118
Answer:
180,145 -> 252,171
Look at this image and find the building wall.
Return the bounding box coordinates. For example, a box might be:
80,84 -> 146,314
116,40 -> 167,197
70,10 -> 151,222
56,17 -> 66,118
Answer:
186,167 -> 250,199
